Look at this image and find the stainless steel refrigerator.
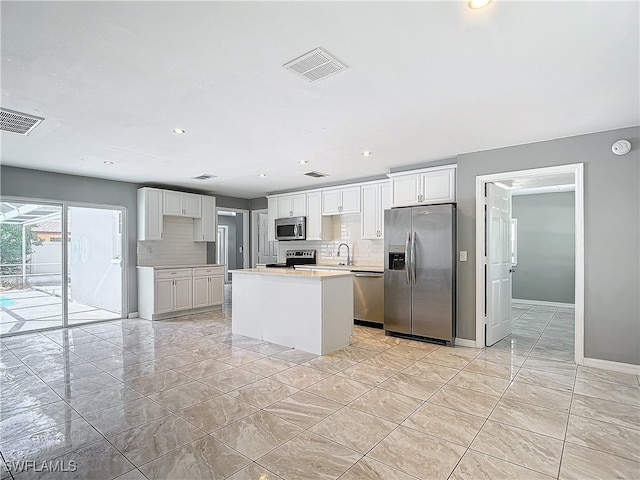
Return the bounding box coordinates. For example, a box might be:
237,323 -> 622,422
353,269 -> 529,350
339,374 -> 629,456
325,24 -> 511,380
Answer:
384,204 -> 456,345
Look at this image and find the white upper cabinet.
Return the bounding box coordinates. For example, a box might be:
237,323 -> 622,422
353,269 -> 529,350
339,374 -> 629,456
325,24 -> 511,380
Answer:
361,181 -> 391,239
277,193 -> 306,218
163,190 -> 202,218
322,186 -> 361,215
306,191 -> 332,241
137,187 -> 163,241
390,166 -> 456,207
193,195 -> 216,242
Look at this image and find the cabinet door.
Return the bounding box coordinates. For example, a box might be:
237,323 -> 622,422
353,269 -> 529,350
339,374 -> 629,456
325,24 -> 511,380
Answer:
321,189 -> 340,215
154,279 -> 174,313
306,192 -> 322,240
267,197 -> 277,241
421,168 -> 456,204
391,174 -> 421,207
174,278 -> 193,311
209,276 -> 224,305
291,194 -> 306,217
163,191 -> 183,216
192,276 -> 210,309
340,186 -> 361,214
194,196 -> 216,241
360,184 -> 380,239
277,195 -> 294,218
182,193 -> 202,218
138,188 -> 164,241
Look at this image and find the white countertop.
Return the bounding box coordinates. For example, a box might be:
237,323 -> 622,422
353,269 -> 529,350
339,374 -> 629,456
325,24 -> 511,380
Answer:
137,264 -> 224,269
230,268 -> 354,279
295,264 -> 384,273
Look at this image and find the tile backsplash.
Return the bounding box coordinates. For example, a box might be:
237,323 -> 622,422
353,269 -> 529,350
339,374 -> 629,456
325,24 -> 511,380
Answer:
278,214 -> 384,266
138,216 -> 206,266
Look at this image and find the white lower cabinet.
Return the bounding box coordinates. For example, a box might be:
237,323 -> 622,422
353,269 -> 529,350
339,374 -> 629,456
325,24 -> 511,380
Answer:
138,265 -> 224,320
192,267 -> 225,308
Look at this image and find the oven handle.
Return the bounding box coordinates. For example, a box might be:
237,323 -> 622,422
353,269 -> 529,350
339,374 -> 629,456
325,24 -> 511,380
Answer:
353,273 -> 384,277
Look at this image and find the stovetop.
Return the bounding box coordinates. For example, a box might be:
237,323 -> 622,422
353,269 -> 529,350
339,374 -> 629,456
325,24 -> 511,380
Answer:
266,250 -> 316,268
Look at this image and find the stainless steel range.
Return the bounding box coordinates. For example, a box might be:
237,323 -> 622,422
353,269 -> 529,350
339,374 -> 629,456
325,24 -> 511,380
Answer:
265,250 -> 316,269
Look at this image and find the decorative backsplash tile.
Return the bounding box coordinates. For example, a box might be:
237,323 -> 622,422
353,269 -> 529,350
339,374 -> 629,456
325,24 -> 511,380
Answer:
277,214 -> 384,266
138,217 -> 206,266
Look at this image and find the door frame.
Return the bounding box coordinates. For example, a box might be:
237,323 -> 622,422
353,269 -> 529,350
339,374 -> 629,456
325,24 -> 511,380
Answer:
217,225 -> 229,282
474,163 -> 584,364
251,208 -> 267,268
0,195 -> 128,335
216,206 -> 250,271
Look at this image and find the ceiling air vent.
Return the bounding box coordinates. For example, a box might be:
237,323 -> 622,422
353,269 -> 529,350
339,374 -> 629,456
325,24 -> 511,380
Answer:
191,174 -> 216,180
0,108 -> 44,135
304,171 -> 328,178
284,48 -> 347,83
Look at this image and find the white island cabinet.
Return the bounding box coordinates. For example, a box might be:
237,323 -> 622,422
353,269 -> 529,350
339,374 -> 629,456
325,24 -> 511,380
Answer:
231,268 -> 354,355
138,264 -> 224,320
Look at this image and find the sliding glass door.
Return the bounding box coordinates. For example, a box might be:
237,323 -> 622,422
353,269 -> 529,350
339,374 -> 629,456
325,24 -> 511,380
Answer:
0,198 -> 125,335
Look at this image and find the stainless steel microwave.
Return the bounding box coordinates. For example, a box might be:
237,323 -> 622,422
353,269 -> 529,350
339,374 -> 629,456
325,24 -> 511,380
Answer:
275,216 -> 306,241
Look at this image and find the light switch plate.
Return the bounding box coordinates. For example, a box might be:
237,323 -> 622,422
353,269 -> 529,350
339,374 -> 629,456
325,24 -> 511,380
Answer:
459,250 -> 467,262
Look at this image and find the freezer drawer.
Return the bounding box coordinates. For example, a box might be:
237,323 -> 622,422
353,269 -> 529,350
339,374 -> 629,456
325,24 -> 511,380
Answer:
353,272 -> 384,324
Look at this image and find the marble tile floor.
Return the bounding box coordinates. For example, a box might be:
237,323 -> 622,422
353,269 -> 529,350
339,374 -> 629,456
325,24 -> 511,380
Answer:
0,300 -> 639,479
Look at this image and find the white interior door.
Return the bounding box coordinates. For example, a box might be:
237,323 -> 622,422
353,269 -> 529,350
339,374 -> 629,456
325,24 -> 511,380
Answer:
217,225 -> 229,283
486,183 -> 513,346
257,213 -> 277,265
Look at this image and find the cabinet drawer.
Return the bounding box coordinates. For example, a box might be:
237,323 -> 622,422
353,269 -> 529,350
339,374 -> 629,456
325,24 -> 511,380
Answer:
155,268 -> 193,279
193,266 -> 224,277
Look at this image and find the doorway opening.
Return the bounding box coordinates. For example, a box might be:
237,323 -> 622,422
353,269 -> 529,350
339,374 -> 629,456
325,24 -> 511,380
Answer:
475,164 -> 584,364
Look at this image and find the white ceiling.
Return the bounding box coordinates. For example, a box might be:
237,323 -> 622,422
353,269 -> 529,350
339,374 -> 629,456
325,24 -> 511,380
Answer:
1,1 -> 638,199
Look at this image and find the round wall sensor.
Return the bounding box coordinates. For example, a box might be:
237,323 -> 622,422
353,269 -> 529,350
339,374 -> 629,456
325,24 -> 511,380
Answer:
612,140 -> 631,156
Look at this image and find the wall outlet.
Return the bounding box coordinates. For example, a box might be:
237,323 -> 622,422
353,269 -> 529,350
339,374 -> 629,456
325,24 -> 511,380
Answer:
326,249 -> 333,257
459,250 -> 467,262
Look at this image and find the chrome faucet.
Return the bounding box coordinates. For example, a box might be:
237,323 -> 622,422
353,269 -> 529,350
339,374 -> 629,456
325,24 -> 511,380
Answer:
337,243 -> 353,266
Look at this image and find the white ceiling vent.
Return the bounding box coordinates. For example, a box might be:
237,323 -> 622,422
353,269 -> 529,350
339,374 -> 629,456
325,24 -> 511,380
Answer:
284,48 -> 347,82
1,108 -> 44,135
191,174 -> 216,180
304,171 -> 328,178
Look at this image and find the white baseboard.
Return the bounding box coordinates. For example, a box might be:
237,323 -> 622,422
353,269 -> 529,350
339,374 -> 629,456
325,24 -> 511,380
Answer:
128,312 -> 139,319
582,357 -> 640,376
455,338 -> 478,348
512,299 -> 575,308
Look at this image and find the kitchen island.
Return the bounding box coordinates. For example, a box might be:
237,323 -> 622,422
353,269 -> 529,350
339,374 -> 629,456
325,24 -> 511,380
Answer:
230,268 -> 354,355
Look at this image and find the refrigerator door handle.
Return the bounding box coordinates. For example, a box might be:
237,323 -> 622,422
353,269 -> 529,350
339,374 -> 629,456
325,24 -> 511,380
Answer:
405,232 -> 411,285
411,232 -> 417,285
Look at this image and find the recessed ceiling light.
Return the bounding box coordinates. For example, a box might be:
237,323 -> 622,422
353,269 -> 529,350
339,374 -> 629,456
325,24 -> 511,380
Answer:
468,0 -> 491,9
259,173 -> 267,177
173,128 -> 186,134
362,150 -> 372,157
299,160 -> 309,165
104,161 -> 114,165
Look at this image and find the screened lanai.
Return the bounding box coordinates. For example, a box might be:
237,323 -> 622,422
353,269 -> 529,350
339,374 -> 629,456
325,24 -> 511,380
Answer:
0,200 -> 123,335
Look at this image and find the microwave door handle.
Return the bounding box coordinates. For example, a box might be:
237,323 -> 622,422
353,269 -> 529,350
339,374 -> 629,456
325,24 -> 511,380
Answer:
293,224 -> 297,237
411,232 -> 417,285
405,232 -> 411,285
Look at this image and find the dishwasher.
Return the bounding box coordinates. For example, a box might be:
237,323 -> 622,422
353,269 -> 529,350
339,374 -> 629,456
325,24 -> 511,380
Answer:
353,270 -> 384,326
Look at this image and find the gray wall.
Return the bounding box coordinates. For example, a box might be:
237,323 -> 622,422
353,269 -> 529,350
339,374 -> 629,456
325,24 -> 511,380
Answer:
456,126 -> 640,365
1,166 -> 138,314
512,192 -> 575,304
